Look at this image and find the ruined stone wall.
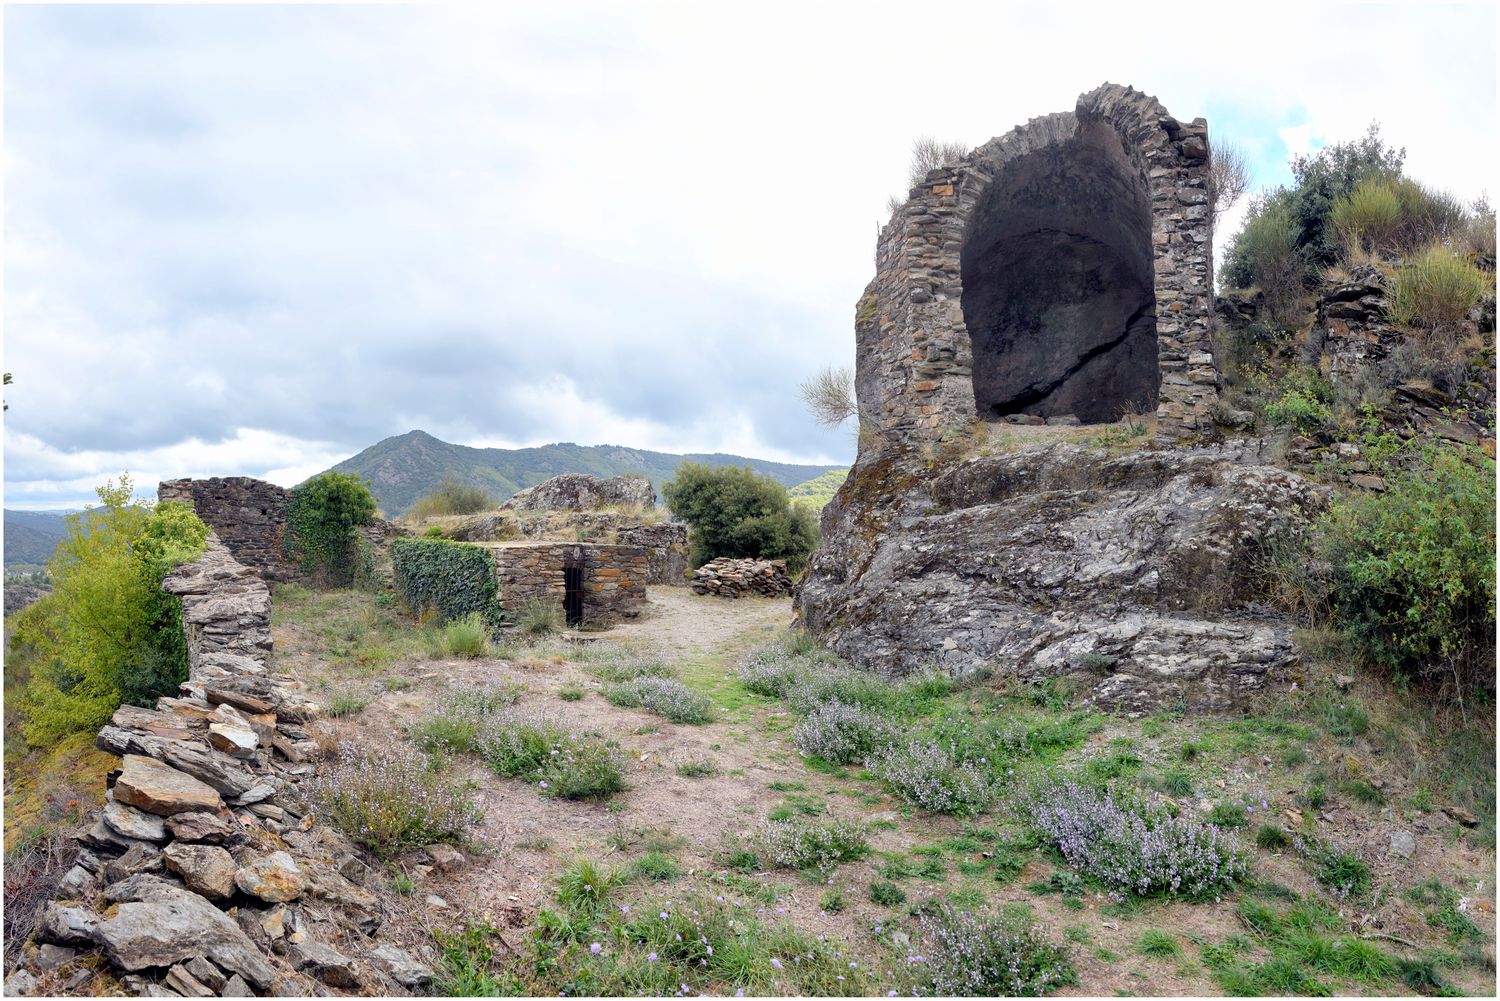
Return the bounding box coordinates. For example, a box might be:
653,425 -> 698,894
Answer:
158,478 -> 294,583
615,524 -> 690,584
486,542 -> 649,625
14,537 -> 435,997
861,83 -> 1217,447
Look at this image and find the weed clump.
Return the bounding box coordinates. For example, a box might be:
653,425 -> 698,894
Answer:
307,737 -> 478,856
754,817 -> 869,873
1024,782 -> 1248,900
792,700 -> 897,764
918,904 -> 1076,996
870,740 -> 993,815
440,610 -> 492,658
1294,834 -> 1371,900
604,676 -> 713,724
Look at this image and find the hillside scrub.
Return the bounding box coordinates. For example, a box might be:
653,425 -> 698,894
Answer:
8,476 -> 209,746
1387,243 -> 1490,331
410,477 -> 494,520
663,462 -> 818,573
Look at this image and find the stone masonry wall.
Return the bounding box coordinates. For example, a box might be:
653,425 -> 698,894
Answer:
158,478 -> 294,584
15,536 -> 438,997
861,83 -> 1217,448
485,542 -> 649,625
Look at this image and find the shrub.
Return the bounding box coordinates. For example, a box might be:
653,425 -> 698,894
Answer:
799,365 -> 857,429
410,478 -> 493,520
870,740 -> 993,816
285,471 -> 376,585
12,477 -> 208,745
440,611 -> 492,659
870,880 -> 906,905
918,904 -> 1076,997
754,817 -> 869,872
662,462 -> 819,573
391,537 -> 504,627
792,700 -> 898,764
477,712 -> 625,799
1331,177 -> 1403,255
307,737 -> 478,855
1317,446 -> 1494,694
1255,825 -> 1290,850
1024,782 -> 1249,900
605,676 -> 714,724
3,794 -> 85,967
1387,243 -> 1490,331
1220,193 -> 1306,323
1294,834 -> 1370,900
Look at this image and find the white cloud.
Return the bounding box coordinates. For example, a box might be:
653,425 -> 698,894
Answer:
4,2 -> 1495,508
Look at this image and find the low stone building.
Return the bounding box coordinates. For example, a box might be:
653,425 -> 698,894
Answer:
483,541 -> 649,626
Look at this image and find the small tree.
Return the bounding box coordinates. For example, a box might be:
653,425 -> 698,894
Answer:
13,475 -> 208,745
286,471 -> 377,586
662,463 -> 818,573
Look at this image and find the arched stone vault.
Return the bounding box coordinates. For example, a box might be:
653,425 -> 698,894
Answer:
856,83 -> 1218,443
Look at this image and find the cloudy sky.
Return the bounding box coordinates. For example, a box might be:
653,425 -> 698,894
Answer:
4,2 -> 1495,508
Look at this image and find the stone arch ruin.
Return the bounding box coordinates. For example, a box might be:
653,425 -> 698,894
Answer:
855,83 -> 1218,442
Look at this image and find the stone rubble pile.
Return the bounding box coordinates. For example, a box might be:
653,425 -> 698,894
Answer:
6,536 -> 437,998
690,558 -> 793,599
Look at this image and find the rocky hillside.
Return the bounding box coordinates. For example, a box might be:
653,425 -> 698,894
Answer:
325,430 -> 845,515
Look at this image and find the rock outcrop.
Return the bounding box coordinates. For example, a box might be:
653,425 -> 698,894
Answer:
691,558 -> 794,599
797,441 -> 1327,712
14,535 -> 436,997
505,473 -> 655,512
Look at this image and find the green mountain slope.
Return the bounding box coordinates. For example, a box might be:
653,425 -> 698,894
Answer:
326,430 -> 848,516
3,510 -> 73,567
788,469 -> 850,511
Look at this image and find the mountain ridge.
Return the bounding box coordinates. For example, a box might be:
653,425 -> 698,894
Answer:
326,430 -> 848,515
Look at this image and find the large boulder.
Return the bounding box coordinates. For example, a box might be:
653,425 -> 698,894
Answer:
797,440 -> 1328,712
92,876 -> 276,989
506,473 -> 654,512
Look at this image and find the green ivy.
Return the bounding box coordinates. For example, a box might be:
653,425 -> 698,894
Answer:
285,471 -> 376,585
391,537 -> 504,627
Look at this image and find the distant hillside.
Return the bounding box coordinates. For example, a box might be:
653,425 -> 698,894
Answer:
3,510 -> 73,568
326,430 -> 847,516
789,469 -> 850,511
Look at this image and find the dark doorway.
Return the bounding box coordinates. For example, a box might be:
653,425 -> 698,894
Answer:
563,565 -> 584,627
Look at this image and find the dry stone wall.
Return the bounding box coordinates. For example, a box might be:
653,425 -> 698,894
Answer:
486,542 -> 649,625
11,537 -> 436,997
158,479 -> 294,583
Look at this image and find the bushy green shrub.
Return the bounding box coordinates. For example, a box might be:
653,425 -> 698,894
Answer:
1387,243 -> 1490,331
662,462 -> 819,573
285,471 -> 376,585
1219,194 -> 1306,323
410,478 -> 493,520
440,611 -> 492,658
1317,446 -> 1494,695
12,477 -> 208,745
391,537 -> 503,626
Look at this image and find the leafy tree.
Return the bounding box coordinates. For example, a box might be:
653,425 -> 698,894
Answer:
285,471 -> 377,585
662,463 -> 819,573
13,475 -> 208,745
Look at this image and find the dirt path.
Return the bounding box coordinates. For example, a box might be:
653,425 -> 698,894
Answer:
606,585 -> 793,658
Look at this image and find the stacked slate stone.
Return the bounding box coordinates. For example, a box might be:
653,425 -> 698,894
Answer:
8,536 -> 434,998
689,558 -> 793,598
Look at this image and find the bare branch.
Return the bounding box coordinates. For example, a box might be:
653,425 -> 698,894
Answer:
1209,140 -> 1251,222
799,365 -> 857,429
